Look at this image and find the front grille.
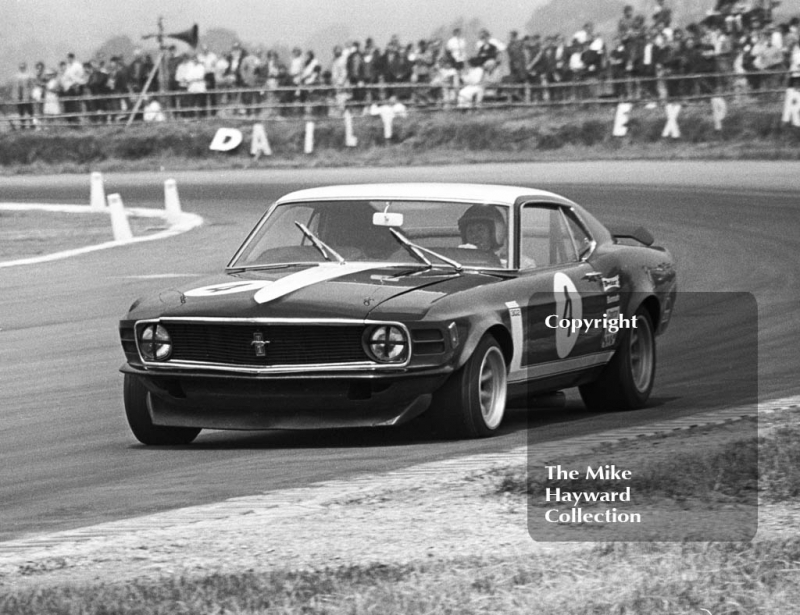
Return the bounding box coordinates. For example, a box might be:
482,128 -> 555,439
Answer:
164,323 -> 369,367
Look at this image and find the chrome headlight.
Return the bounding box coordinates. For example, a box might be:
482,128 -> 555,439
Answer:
139,324 -> 172,361
363,325 -> 409,363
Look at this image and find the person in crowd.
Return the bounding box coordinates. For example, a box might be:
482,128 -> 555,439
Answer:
61,53 -> 87,123
609,36 -> 630,97
362,38 -> 382,101
383,38 -> 411,99
213,53 -> 231,106
197,44 -> 218,116
289,47 -> 305,85
754,24 -> 787,89
331,45 -> 349,113
298,51 -> 321,102
184,53 -> 208,117
789,32 -> 800,87
43,67 -> 62,122
85,55 -> 109,122
507,31 -> 527,85
475,29 -> 506,67
582,24 -> 605,97
524,34 -> 546,100
262,50 -> 282,115
346,41 -> 366,106
565,37 -> 585,99
636,29 -> 661,99
13,62 -> 36,129
457,58 -> 500,108
32,61 -> 47,121
225,41 -> 247,107
126,49 -> 154,97
433,45 -> 460,108
660,29 -> 687,98
446,27 -> 468,72
239,48 -> 262,115
653,0 -> 673,31
106,56 -> 129,120
712,21 -> 736,91
412,39 -> 435,105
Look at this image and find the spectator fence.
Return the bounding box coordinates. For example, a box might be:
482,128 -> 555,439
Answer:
0,68 -> 795,130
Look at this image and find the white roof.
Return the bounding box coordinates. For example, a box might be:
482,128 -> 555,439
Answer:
277,183 -> 572,206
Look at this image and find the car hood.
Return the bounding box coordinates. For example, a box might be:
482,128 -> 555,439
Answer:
126,263 -> 504,321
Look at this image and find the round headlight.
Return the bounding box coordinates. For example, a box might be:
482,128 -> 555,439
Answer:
364,325 -> 408,363
139,324 -> 172,361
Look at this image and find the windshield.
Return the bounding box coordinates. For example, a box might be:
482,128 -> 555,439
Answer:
230,200 -> 511,270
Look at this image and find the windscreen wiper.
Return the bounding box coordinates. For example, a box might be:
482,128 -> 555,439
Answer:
295,222 -> 346,264
389,228 -> 463,272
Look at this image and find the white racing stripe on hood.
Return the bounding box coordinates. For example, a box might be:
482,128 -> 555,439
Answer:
253,262 -> 390,304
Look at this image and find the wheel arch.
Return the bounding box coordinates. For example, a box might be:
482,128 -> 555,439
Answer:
454,320 -> 513,371
637,294 -> 661,333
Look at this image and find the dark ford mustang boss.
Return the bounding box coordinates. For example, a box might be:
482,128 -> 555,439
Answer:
119,184 -> 677,445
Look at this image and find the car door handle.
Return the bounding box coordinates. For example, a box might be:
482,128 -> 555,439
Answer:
583,272 -> 603,282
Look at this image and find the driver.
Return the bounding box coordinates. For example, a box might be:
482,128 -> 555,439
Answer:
458,204 -> 508,266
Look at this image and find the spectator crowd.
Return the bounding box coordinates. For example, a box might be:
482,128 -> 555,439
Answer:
7,0 -> 800,127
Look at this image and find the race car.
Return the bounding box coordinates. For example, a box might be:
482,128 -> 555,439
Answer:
119,183 -> 677,445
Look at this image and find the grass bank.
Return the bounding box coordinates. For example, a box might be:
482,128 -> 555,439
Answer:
2,101 -> 799,174
0,210 -> 162,260
3,541 -> 799,614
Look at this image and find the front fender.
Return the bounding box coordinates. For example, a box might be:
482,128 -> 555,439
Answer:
453,311 -> 513,372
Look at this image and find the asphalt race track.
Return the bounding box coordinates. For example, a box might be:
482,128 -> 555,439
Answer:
0,162 -> 797,542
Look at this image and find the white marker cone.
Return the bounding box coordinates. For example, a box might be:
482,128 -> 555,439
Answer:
107,193 -> 133,242
164,179 -> 182,225
90,171 -> 106,210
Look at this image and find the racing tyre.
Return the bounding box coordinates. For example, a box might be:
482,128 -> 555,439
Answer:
430,335 -> 508,439
579,306 -> 655,411
123,375 -> 201,445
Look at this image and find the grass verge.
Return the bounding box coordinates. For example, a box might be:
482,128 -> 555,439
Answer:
2,541 -> 800,614
0,210 -> 164,260
2,100 -> 799,174
496,417 -> 800,506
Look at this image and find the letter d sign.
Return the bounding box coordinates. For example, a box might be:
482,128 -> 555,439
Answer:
209,128 -> 244,152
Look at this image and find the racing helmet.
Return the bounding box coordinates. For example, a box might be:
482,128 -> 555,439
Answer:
457,204 -> 507,250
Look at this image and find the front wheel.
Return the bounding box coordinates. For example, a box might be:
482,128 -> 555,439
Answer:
123,375 -> 201,445
579,306 -> 656,411
429,334 -> 508,439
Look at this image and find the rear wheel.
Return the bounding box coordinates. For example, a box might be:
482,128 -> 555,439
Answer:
429,335 -> 508,438
123,375 -> 201,445
579,306 -> 656,411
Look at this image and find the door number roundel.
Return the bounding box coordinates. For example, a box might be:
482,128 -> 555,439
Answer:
553,272 -> 583,359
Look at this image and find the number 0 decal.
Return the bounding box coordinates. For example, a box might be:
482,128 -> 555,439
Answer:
553,272 -> 583,359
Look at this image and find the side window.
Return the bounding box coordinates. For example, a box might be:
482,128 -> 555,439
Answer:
519,205 -> 578,268
563,210 -> 594,260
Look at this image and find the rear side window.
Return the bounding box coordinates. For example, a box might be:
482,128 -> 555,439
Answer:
519,204 -> 579,268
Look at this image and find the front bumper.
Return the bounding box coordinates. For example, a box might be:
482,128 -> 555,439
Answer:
122,364 -> 451,430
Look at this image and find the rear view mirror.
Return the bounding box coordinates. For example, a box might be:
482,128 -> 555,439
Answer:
373,212 -> 404,227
